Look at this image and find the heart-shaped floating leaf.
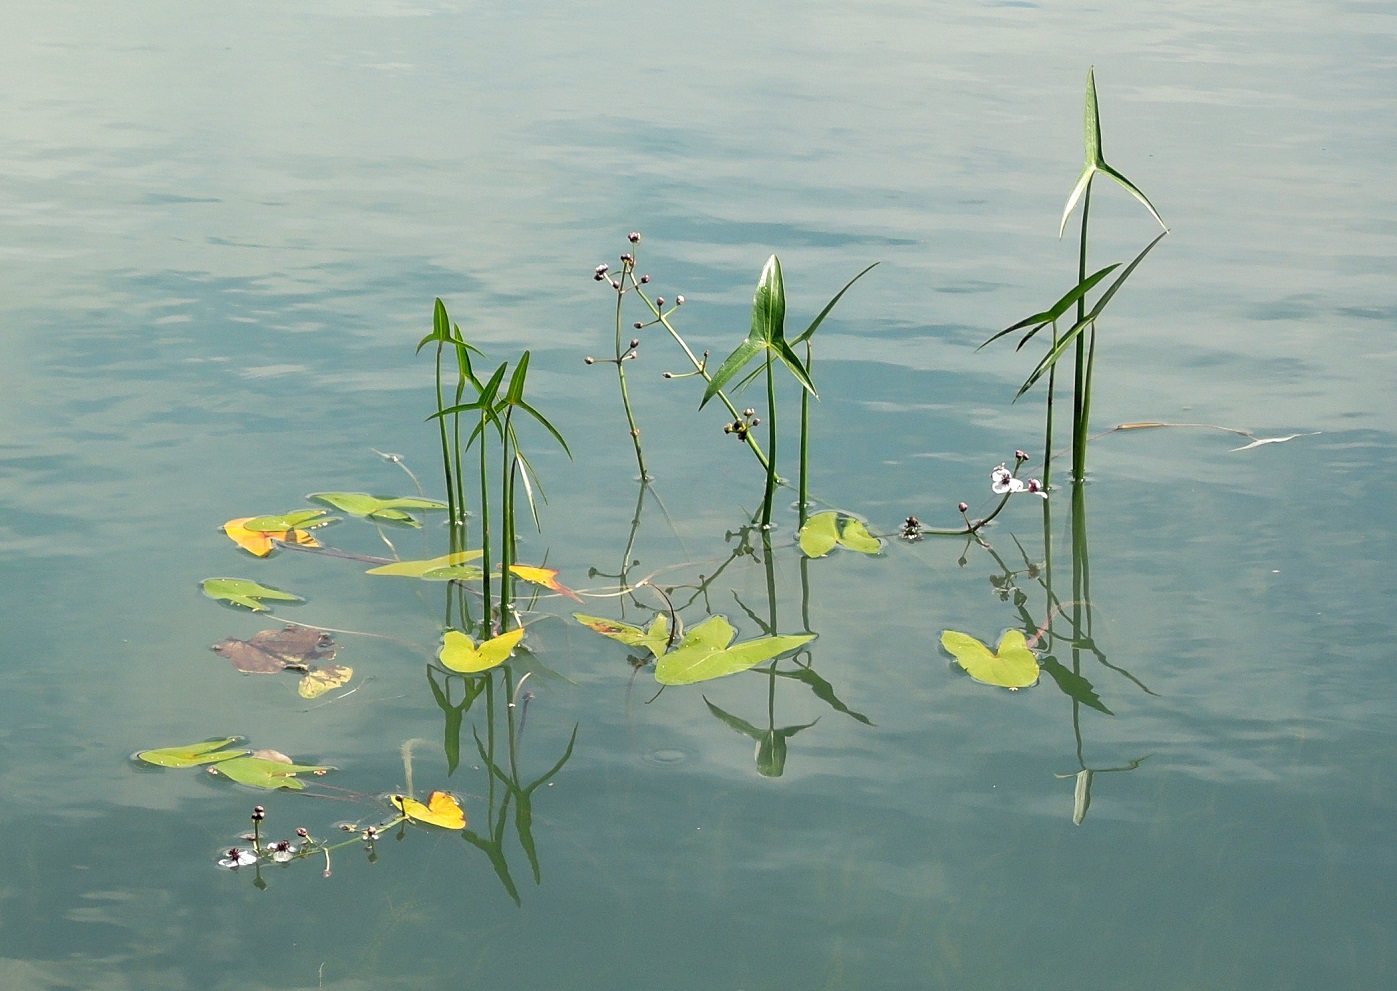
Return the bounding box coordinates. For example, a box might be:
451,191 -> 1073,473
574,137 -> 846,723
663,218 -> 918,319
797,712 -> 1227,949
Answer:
240,509 -> 336,533
210,755 -> 334,790
798,511 -> 883,558
574,612 -> 672,658
391,790 -> 467,829
298,664 -> 354,699
941,629 -> 1040,689
654,616 -> 816,686
201,578 -> 304,612
365,550 -> 485,580
439,627 -> 524,674
212,625 -> 336,674
222,517 -> 321,557
308,492 -> 448,526
508,565 -> 583,601
135,738 -> 248,768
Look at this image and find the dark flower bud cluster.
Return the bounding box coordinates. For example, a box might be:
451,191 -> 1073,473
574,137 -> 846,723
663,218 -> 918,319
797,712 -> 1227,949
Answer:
723,408 -> 761,442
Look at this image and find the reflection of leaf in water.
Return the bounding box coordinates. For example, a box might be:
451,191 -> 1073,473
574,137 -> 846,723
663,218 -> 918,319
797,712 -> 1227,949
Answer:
654,616 -> 815,686
392,791 -> 467,829
298,664 -> 354,698
798,511 -> 882,558
703,698 -> 817,777
439,627 -> 524,674
574,612 -> 671,658
201,577 -> 304,612
213,625 -> 336,674
222,517 -> 321,557
940,629 -> 1040,689
1039,656 -> 1113,714
773,666 -> 874,725
135,738 -> 247,767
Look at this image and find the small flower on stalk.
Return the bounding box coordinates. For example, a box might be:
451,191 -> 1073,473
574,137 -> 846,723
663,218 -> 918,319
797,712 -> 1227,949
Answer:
628,232 -> 641,243
991,464 -> 1048,499
901,516 -> 922,541
219,847 -> 259,869
268,839 -> 298,863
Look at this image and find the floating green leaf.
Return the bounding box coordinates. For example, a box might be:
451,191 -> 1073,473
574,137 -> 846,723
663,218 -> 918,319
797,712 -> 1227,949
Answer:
240,509 -> 336,533
574,612 -> 672,658
941,629 -> 1040,689
365,550 -> 485,580
210,755 -> 334,790
135,738 -> 248,768
654,616 -> 815,686
798,511 -> 883,558
439,627 -> 524,674
307,492 -> 448,526
201,577 -> 304,612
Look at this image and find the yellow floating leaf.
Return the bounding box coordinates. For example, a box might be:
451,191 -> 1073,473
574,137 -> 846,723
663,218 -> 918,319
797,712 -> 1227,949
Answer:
439,627 -> 524,674
508,565 -> 583,602
223,517 -> 321,558
392,790 -> 466,829
298,665 -> 354,698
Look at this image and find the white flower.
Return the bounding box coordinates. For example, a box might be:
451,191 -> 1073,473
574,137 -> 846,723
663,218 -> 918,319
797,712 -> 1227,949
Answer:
218,847 -> 259,869
991,464 -> 1026,495
990,464 -> 1047,499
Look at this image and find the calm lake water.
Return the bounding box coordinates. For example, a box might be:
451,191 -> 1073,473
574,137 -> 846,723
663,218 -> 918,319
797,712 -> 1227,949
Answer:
3,1 -> 1395,989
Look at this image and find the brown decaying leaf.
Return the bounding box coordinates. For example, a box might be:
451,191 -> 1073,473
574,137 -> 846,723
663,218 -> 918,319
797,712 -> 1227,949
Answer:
250,749 -> 293,763
212,625 -> 337,674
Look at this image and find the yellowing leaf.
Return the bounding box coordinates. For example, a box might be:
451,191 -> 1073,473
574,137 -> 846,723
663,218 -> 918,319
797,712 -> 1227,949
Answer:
574,612 -> 672,657
508,565 -> 583,602
941,629 -> 1040,689
798,511 -> 882,558
366,550 -> 484,579
222,517 -> 321,557
439,627 -> 524,674
392,790 -> 467,829
298,664 -> 354,698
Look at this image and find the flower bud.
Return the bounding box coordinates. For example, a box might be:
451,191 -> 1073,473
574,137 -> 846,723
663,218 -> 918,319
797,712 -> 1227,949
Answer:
675,295 -> 685,305
628,232 -> 641,243
629,339 -> 640,349
958,502 -> 969,513
640,274 -> 650,284
584,356 -> 595,364
633,321 -> 643,329
595,263 -> 610,276
1015,450 -> 1028,461
656,297 -> 665,307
